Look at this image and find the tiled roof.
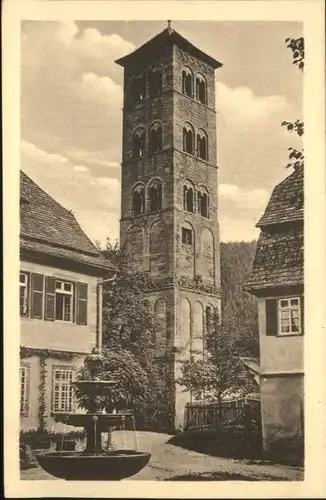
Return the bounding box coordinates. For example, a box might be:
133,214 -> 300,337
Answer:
20,171 -> 116,272
245,226 -> 304,292
257,166 -> 304,227
115,27 -> 223,70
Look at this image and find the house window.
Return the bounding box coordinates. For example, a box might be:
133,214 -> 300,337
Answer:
183,185 -> 194,213
182,227 -> 193,245
149,70 -> 162,98
131,75 -> 146,103
20,272 -> 29,316
182,68 -> 193,97
195,74 -> 207,105
52,368 -> 75,413
149,123 -> 162,155
148,180 -> 162,212
132,128 -> 146,158
278,297 -> 301,335
55,280 -> 73,322
132,184 -> 145,215
183,124 -> 194,155
20,366 -> 29,416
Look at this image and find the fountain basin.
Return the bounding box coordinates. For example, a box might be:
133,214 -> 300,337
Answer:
52,412 -> 134,428
36,450 -> 151,481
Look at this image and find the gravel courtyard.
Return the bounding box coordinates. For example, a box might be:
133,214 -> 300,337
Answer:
21,431 -> 304,482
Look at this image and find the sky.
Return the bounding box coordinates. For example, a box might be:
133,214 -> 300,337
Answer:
20,19 -> 303,245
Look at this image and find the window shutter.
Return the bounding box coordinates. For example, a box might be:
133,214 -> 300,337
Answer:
266,299 -> 277,336
301,295 -> 304,334
76,283 -> 88,325
31,274 -> 44,319
45,276 -> 56,321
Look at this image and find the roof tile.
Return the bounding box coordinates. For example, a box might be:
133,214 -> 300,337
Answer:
257,166 -> 304,227
20,171 -> 116,272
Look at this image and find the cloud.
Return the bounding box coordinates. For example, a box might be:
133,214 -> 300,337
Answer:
216,82 -> 288,124
21,140 -> 121,244
219,183 -> 269,210
219,216 -> 260,243
21,21 -> 130,170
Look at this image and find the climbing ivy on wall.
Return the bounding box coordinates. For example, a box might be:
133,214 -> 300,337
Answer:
20,347 -> 78,432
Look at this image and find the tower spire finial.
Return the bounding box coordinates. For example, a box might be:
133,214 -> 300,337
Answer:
167,20 -> 172,33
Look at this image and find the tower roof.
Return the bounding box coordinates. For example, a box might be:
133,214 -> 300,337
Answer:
115,26 -> 223,70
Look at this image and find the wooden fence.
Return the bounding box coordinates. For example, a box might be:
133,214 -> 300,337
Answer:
184,399 -> 261,434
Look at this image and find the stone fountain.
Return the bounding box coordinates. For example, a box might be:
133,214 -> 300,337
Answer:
36,348 -> 151,480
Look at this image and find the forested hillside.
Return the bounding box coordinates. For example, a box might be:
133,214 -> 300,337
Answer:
220,241 -> 259,358
99,237 -> 260,358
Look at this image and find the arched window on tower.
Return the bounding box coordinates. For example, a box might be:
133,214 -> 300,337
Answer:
148,122 -> 162,155
183,183 -> 194,213
148,179 -> 162,212
182,67 -> 193,98
195,74 -> 207,105
131,75 -> 146,103
183,123 -> 194,155
132,184 -> 145,215
149,69 -> 162,98
197,129 -> 208,161
197,186 -> 209,218
132,127 -> 146,158
181,225 -> 193,246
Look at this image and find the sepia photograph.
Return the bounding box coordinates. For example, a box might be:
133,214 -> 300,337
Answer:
3,0 -> 326,497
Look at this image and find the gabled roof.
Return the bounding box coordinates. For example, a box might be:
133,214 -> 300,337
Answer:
115,27 -> 223,70
245,225 -> 304,292
257,166 -> 304,228
20,171 -> 116,272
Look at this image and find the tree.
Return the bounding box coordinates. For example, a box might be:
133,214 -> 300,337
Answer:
79,238 -> 174,430
220,241 -> 259,358
282,37 -> 304,170
176,308 -> 258,406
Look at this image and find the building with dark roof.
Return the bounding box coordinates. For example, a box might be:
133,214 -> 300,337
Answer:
115,23 -> 222,429
245,165 -> 304,463
20,171 -> 116,432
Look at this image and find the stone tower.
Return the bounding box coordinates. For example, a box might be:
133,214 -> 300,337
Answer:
115,24 -> 222,429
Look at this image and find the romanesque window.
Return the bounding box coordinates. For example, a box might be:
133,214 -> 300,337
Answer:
183,123 -> 194,155
200,228 -> 215,284
132,75 -> 146,103
125,225 -> 144,271
197,129 -> 208,161
178,298 -> 191,353
192,301 -> 204,360
149,220 -> 168,276
148,122 -> 162,155
198,187 -> 209,218
154,298 -> 167,354
183,185 -> 194,213
149,69 -> 162,98
195,74 -> 207,105
182,67 -> 193,98
132,128 -> 146,158
182,227 -> 193,245
132,184 -> 145,215
148,179 -> 162,212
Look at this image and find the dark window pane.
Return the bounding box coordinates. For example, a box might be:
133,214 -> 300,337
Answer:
56,294 -> 64,320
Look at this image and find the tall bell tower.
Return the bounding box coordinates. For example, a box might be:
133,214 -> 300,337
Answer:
115,23 -> 222,429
